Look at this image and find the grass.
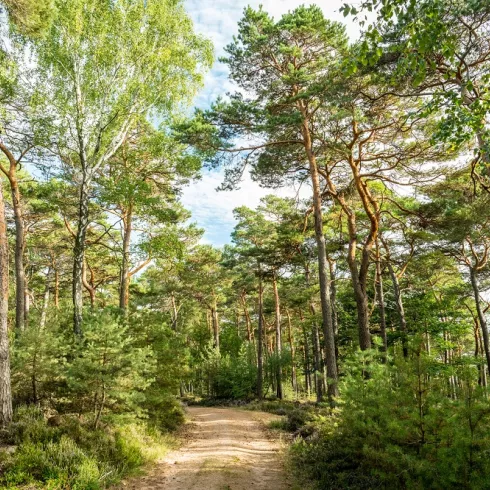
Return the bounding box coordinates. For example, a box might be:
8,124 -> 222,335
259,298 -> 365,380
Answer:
0,406 -> 179,489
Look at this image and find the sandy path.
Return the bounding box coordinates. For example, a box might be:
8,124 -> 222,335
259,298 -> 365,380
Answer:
119,406 -> 291,490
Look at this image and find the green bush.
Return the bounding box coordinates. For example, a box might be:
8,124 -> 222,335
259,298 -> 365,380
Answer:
202,343 -> 257,399
143,392 -> 185,431
291,351 -> 490,490
0,405 -> 176,489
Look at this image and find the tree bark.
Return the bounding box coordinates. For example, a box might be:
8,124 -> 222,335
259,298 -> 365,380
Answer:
40,271 -> 50,330
73,172 -> 90,335
301,114 -> 338,401
327,257 -> 339,362
0,179 -> 12,426
375,245 -> 388,355
241,291 -> 253,342
54,268 -> 59,309
312,322 -> 323,402
286,308 -> 297,393
470,267 -> 490,375
119,205 -> 132,311
257,266 -> 264,399
302,318 -> 311,397
11,181 -> 26,332
272,272 -> 283,399
171,293 -> 178,331
388,262 -> 408,358
343,208 -> 372,350
0,144 -> 26,332
211,303 -> 219,350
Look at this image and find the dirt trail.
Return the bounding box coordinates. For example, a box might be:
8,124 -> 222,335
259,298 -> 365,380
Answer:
119,406 -> 291,490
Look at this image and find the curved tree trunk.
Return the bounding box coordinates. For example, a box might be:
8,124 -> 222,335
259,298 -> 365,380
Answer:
0,179 -> 12,426
0,144 -> 26,332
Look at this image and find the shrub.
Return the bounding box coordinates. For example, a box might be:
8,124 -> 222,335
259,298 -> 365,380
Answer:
0,406 -> 176,489
291,351 -> 490,489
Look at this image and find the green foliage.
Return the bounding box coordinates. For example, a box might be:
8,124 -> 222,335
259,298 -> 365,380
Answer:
292,351 -> 490,489
11,322 -> 66,405
66,312 -> 154,420
0,406 -> 176,489
202,343 -> 257,400
2,0 -> 56,37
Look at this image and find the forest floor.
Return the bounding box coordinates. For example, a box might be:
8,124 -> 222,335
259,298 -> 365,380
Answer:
117,406 -> 293,490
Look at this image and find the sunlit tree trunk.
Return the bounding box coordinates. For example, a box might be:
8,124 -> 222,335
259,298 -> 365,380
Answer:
0,144 -> 26,332
73,170 -> 90,335
300,113 -> 338,401
0,179 -> 12,426
119,205 -> 132,311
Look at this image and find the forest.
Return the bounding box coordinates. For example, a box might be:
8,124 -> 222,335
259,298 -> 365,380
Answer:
0,0 -> 490,488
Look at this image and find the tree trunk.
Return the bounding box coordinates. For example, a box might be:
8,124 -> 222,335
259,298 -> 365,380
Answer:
302,119 -> 338,401
257,267 -> 264,399
171,293 -> 178,331
73,172 -> 90,335
312,322 -> 323,402
470,267 -> 490,375
344,209 -> 372,351
211,304 -> 219,350
272,273 -> 283,399
11,181 -> 26,332
241,291 -> 253,342
119,205 -> 132,311
286,308 -> 297,393
40,271 -> 50,329
0,179 -> 12,426
54,268 -> 59,309
302,323 -> 311,397
328,257 -> 339,363
388,262 -> 408,358
375,246 -> 388,355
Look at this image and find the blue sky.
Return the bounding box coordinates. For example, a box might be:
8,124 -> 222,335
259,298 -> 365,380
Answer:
180,0 -> 359,247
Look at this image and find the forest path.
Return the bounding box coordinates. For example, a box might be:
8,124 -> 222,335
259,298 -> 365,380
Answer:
119,406 -> 292,490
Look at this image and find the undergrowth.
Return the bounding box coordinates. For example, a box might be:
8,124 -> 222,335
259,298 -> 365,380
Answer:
0,406 -> 179,489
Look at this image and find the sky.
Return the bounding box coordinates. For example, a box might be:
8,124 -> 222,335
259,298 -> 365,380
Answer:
180,0 -> 359,247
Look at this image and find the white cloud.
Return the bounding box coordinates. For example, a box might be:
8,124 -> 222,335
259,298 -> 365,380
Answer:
181,170 -> 309,247
182,0 -> 363,246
